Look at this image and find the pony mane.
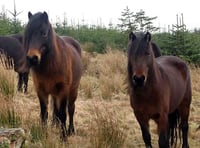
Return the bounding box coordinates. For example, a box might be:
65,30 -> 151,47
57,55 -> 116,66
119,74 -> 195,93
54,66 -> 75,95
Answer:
24,12 -> 50,52
128,32 -> 152,58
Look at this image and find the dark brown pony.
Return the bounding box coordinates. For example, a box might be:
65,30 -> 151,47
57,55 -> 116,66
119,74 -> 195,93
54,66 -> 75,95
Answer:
11,33 -> 24,44
0,35 -> 29,93
127,32 -> 191,148
24,11 -> 82,139
11,34 -> 30,93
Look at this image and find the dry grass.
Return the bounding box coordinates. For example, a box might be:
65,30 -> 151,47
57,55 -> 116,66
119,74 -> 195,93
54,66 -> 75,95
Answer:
87,102 -> 126,148
0,64 -> 16,100
0,50 -> 199,147
80,49 -> 127,100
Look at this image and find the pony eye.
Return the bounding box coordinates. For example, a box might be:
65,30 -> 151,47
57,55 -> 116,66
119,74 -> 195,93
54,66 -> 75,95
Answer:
40,46 -> 46,52
41,31 -> 48,37
145,50 -> 150,56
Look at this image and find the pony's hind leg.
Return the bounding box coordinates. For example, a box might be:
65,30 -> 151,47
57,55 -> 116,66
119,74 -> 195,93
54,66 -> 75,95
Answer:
17,73 -> 23,92
178,83 -> 191,148
178,103 -> 191,148
22,72 -> 29,93
168,110 -> 179,147
68,100 -> 75,135
68,89 -> 78,136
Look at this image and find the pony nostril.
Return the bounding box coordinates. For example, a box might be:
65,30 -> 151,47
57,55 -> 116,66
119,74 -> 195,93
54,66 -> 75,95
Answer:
133,75 -> 145,81
27,55 -> 39,66
141,75 -> 145,81
133,75 -> 137,81
132,75 -> 146,87
32,56 -> 38,63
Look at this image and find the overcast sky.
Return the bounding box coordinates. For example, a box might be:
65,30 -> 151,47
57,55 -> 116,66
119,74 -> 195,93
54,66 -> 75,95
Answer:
1,0 -> 200,30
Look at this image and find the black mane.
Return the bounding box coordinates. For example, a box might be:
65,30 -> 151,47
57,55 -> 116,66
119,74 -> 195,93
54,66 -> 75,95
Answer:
128,32 -> 161,58
24,12 -> 50,52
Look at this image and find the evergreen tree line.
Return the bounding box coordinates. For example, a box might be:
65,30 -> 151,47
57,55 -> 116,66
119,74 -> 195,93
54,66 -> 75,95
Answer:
0,7 -> 200,65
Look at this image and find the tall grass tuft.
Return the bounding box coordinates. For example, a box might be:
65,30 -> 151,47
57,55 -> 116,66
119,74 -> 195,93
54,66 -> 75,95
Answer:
80,49 -> 127,100
29,123 -> 46,143
24,119 -> 65,148
0,107 -> 21,128
88,103 -> 126,148
79,75 -> 100,99
0,62 -> 16,100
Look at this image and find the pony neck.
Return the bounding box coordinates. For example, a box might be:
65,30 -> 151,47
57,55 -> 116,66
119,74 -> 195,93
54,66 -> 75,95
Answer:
46,25 -> 62,61
147,57 -> 161,85
48,25 -> 58,51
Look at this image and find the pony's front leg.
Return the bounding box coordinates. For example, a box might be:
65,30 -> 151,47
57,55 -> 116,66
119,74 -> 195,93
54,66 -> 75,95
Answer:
53,97 -> 67,140
134,111 -> 152,148
141,126 -> 153,148
38,91 -> 49,126
158,113 -> 169,148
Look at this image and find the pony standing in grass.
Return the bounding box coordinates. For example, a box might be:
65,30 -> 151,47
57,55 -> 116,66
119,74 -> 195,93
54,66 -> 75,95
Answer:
24,11 -> 82,139
127,32 -> 191,148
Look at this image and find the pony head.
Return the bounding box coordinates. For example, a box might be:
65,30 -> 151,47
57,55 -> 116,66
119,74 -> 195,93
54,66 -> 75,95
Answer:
127,31 -> 154,88
24,11 -> 53,67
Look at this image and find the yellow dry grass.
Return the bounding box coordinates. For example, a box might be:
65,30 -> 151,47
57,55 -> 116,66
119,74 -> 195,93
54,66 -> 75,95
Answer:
0,50 -> 199,147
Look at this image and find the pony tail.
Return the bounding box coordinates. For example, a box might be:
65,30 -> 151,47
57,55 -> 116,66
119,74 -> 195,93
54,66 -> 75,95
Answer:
168,109 -> 181,147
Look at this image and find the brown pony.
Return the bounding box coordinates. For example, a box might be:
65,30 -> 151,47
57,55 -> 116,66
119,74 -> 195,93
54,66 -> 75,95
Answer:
11,33 -> 24,44
0,35 -> 29,93
127,32 -> 191,148
11,34 -> 30,94
24,11 -> 82,139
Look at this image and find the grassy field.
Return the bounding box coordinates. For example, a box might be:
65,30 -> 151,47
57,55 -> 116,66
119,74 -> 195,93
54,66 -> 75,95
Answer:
0,50 -> 199,148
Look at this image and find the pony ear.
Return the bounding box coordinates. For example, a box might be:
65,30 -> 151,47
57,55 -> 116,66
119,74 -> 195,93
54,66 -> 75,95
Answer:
28,12 -> 32,19
129,32 -> 136,41
43,11 -> 49,23
145,32 -> 151,42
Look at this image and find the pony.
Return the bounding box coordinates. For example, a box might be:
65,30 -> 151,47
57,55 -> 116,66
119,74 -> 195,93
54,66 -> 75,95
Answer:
127,32 -> 191,148
11,34 -> 30,94
11,33 -> 24,44
0,35 -> 29,93
24,11 -> 82,139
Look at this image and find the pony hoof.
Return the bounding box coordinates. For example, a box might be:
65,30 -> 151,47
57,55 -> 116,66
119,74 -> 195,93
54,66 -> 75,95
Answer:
67,128 -> 75,136
145,145 -> 152,148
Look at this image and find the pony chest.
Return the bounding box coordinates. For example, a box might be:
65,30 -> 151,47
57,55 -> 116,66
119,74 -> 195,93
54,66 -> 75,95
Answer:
32,72 -> 69,94
131,90 -> 162,111
131,96 -> 158,109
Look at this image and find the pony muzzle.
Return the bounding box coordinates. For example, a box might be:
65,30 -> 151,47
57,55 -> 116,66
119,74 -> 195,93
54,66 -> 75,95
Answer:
27,49 -> 41,66
132,74 -> 146,87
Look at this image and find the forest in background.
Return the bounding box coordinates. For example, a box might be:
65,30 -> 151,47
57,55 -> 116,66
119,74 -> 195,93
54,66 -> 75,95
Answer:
0,6 -> 200,65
